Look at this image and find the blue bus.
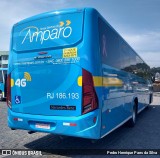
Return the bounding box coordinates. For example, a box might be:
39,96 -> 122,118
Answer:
0,68 -> 8,101
7,8 -> 153,139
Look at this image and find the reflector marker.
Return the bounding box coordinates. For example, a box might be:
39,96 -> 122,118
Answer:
13,118 -> 23,122
77,76 -> 82,86
63,122 -> 77,126
11,79 -> 14,87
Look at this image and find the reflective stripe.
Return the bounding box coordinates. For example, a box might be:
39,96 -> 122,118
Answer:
77,76 -> 123,87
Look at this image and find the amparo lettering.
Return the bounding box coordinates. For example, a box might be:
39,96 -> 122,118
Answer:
21,26 -> 72,44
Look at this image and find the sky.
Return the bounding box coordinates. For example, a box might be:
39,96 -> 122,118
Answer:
0,0 -> 160,68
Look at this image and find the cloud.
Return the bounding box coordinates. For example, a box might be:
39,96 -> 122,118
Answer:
123,31 -> 160,52
140,52 -> 160,68
0,0 -> 83,50
0,0 -> 160,68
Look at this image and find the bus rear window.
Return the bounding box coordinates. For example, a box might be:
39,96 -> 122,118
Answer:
12,12 -> 84,52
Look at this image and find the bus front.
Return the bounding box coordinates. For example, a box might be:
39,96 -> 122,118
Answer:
7,8 -> 101,139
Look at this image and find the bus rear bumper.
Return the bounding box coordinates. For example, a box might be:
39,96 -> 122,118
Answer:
8,108 -> 101,139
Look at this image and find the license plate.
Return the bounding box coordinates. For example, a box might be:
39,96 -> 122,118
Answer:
35,123 -> 50,129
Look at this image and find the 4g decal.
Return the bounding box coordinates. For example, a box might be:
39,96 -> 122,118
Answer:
15,79 -> 26,87
12,72 -> 32,88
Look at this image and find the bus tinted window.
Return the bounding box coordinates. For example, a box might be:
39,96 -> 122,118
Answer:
120,41 -> 132,70
135,57 -> 151,80
13,12 -> 84,51
99,18 -> 151,80
99,18 -> 122,68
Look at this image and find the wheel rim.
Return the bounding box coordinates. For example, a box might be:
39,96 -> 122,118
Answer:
0,93 -> 2,101
132,107 -> 136,123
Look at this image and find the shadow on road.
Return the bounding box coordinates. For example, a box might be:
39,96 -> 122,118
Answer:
24,103 -> 160,155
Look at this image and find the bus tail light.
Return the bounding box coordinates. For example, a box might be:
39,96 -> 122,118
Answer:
7,73 -> 11,108
82,69 -> 98,114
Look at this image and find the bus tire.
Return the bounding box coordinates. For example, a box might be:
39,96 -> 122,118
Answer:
127,102 -> 137,127
145,104 -> 149,110
0,91 -> 3,101
91,139 -> 98,144
149,93 -> 153,104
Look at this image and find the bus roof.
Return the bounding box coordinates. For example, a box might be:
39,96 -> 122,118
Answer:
14,8 -> 86,26
12,7 -> 149,68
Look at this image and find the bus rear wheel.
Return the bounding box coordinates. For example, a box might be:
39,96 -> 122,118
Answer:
0,91 -> 3,101
127,103 -> 137,127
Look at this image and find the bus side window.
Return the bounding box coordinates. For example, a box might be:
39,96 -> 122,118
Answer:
99,18 -> 121,68
0,71 -> 3,82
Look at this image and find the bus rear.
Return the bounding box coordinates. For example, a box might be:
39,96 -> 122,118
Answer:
7,8 -> 101,139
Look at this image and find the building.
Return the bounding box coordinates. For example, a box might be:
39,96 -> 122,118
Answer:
0,51 -> 9,68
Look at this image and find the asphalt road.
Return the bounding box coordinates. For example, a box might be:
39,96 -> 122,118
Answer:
0,94 -> 160,158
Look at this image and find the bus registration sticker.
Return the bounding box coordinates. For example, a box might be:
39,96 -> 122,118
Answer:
35,123 -> 50,129
63,47 -> 77,58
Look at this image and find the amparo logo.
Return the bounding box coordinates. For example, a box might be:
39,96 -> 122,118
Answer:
20,20 -> 72,44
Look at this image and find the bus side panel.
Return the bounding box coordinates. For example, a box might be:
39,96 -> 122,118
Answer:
101,66 -> 132,136
135,77 -> 151,112
98,18 -> 132,137
98,15 -> 151,137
